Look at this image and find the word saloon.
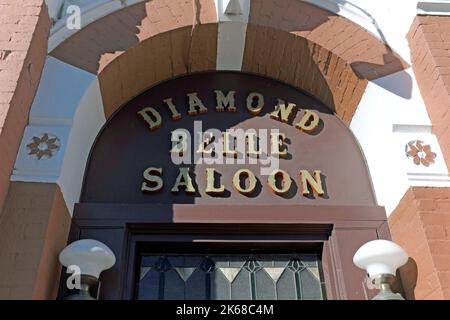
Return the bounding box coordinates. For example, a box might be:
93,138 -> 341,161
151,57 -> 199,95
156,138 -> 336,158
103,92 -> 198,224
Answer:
141,167 -> 325,197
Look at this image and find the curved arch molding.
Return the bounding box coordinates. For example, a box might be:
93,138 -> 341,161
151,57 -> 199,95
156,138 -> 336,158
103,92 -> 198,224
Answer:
10,0 -> 413,216
49,0 -> 408,123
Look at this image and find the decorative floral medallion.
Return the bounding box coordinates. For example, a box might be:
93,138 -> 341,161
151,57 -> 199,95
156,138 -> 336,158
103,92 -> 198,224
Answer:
26,133 -> 60,160
405,140 -> 436,167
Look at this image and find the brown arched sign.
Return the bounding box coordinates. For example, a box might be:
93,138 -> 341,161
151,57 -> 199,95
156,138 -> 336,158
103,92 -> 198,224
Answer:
81,72 -> 376,207
68,72 -> 389,300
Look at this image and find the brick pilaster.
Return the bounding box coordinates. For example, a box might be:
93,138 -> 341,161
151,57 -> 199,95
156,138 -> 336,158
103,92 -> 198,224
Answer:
389,187 -> 450,299
408,15 -> 450,170
0,182 -> 71,299
0,0 -> 50,214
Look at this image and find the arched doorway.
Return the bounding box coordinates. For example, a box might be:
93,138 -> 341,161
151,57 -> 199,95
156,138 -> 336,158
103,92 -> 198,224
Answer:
61,71 -> 388,300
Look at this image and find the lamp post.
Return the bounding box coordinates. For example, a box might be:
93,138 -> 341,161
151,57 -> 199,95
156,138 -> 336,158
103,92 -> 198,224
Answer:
59,239 -> 116,300
353,239 -> 408,300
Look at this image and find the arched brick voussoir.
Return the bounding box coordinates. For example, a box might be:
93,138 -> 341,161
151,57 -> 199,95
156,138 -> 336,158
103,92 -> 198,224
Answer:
98,22 -> 367,124
242,24 -> 368,125
50,0 -> 218,75
243,0 -> 409,124
98,24 -> 218,118
248,0 -> 409,81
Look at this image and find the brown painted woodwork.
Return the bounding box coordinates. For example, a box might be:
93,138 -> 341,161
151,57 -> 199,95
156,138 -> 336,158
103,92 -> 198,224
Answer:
66,204 -> 388,300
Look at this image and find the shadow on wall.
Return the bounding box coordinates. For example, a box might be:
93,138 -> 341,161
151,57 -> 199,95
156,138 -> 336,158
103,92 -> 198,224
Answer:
284,0 -> 413,99
244,1 -> 338,114
245,0 -> 412,120
396,257 -> 418,300
50,0 -> 211,74
50,2 -> 148,73
372,70 -> 413,100
50,0 -> 413,116
334,0 -> 413,99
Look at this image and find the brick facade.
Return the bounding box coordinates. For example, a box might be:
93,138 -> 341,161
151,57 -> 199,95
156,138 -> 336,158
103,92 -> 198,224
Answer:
389,187 -> 450,300
50,0 -> 218,75
0,0 -> 59,299
0,0 -> 50,214
386,13 -> 450,300
98,24 -> 218,117
243,0 -> 408,124
408,15 -> 450,170
0,182 -> 70,299
242,25 -> 368,125
50,0 -> 408,123
0,1 -> 449,300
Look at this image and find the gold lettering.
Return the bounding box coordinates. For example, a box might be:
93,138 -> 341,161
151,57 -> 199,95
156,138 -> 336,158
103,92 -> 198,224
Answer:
163,98 -> 182,120
267,169 -> 292,195
215,90 -> 236,112
170,131 -> 187,157
141,167 -> 163,192
205,168 -> 225,195
295,110 -> 320,133
246,132 -> 261,158
171,167 -> 196,194
299,170 -> 324,196
233,169 -> 257,195
187,92 -> 208,115
270,99 -> 296,123
196,132 -> 214,156
137,107 -> 162,131
270,132 -> 288,158
222,132 -> 237,158
246,92 -> 264,115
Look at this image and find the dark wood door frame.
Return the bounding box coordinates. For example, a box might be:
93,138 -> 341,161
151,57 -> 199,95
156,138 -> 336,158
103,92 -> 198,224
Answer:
122,225 -> 331,300
64,203 -> 389,300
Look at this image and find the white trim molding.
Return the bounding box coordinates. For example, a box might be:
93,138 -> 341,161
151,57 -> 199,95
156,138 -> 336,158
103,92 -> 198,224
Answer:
417,1 -> 450,15
350,68 -> 450,216
11,57 -> 106,214
12,125 -> 70,181
215,0 -> 250,71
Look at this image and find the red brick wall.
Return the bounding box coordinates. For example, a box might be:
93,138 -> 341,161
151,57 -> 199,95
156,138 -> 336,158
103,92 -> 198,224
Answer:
0,0 -> 50,215
50,0 -> 218,74
408,15 -> 450,170
405,15 -> 450,299
244,0 -> 408,125
389,187 -> 450,299
50,0 -> 409,123
0,182 -> 70,299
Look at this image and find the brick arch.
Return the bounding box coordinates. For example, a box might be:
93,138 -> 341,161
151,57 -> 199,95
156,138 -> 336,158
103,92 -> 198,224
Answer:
98,24 -> 218,118
242,0 -> 408,124
50,0 -> 408,123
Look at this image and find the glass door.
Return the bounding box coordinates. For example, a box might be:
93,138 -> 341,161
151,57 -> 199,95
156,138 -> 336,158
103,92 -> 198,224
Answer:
136,248 -> 325,300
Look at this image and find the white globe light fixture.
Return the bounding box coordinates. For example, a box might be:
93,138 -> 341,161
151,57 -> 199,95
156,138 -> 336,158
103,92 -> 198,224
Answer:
59,239 -> 116,300
353,239 -> 408,300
